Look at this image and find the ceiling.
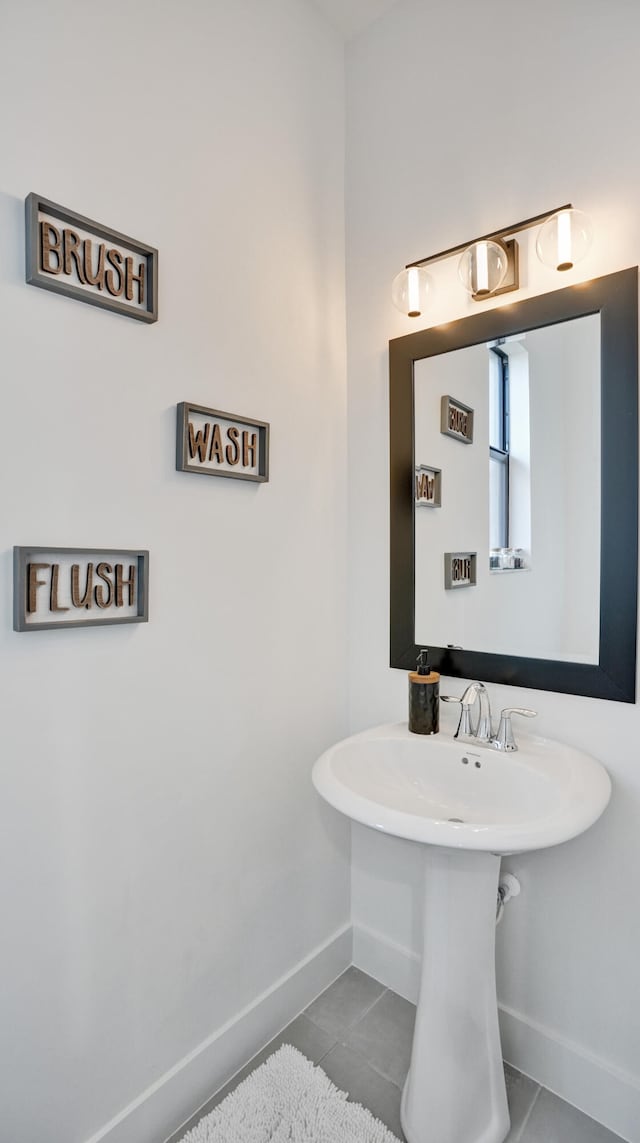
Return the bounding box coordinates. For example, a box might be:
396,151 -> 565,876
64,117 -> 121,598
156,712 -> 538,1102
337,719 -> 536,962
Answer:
311,0 -> 403,39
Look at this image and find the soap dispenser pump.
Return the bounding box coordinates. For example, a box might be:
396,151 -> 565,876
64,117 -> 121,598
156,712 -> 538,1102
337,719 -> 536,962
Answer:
408,649 -> 440,735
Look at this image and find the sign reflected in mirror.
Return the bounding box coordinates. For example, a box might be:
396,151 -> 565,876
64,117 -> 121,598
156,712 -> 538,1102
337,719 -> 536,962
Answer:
389,269 -> 638,702
444,552 -> 477,589
440,395 -> 474,444
415,464 -> 442,507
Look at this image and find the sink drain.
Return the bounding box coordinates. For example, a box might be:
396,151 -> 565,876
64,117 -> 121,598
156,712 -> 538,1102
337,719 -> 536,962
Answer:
448,817 -> 465,823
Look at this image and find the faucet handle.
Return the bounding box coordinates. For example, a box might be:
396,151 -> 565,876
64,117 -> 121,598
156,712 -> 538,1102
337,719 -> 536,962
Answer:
440,694 -> 473,737
494,707 -> 537,752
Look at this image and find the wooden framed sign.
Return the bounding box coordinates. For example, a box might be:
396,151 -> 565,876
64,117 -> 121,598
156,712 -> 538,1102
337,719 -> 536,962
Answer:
444,551 -> 477,589
14,547 -> 149,632
441,395 -> 474,444
176,402 -> 269,483
415,464 -> 442,507
25,194 -> 158,323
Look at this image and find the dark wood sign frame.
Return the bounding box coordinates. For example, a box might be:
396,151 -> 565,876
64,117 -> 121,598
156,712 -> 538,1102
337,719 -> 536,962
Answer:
415,464 -> 442,507
176,402 -> 270,483
14,547 -> 149,632
25,193 -> 158,323
440,395 -> 474,443
444,551 -> 477,589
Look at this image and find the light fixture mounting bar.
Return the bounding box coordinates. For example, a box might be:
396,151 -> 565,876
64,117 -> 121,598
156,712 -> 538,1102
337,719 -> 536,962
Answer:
405,204 -> 573,270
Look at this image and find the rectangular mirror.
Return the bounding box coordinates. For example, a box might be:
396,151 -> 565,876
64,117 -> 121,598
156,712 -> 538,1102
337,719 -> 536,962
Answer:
390,269 -> 638,701
414,314 -> 601,662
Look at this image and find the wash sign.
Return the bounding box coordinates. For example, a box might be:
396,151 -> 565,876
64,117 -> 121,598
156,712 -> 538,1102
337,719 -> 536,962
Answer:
415,464 -> 442,507
176,402 -> 270,483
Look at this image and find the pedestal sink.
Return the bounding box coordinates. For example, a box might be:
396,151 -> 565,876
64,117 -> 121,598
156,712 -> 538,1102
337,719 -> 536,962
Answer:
312,720 -> 610,1143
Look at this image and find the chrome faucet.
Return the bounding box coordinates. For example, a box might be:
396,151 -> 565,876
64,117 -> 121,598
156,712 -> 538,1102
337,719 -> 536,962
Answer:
441,683 -> 537,750
493,707 -> 537,751
462,682 -> 494,743
442,681 -> 493,744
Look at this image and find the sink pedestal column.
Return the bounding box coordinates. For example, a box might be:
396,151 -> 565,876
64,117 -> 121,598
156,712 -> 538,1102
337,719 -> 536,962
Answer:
401,848 -> 509,1143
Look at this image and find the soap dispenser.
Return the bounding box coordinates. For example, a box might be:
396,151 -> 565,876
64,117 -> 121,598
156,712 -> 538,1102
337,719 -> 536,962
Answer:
408,649 -> 440,735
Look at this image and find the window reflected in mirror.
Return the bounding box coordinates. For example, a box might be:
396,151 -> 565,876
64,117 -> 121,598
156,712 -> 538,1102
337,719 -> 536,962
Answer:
488,339 -> 531,569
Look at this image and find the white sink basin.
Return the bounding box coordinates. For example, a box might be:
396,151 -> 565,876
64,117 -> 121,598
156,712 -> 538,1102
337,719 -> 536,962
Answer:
313,719 -> 612,1143
313,721 -> 611,854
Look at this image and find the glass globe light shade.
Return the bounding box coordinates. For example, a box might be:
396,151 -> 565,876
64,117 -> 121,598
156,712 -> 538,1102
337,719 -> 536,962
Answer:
458,240 -> 509,297
391,265 -> 430,317
536,209 -> 593,272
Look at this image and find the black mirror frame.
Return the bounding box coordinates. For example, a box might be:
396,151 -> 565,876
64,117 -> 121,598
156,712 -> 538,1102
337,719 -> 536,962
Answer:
389,267 -> 638,702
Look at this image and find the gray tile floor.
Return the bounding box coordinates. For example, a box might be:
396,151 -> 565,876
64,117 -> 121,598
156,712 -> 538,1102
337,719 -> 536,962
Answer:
166,967 -> 625,1143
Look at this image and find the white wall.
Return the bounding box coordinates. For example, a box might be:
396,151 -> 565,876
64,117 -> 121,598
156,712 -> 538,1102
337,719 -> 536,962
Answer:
0,3 -> 350,1141
346,0 -> 640,1137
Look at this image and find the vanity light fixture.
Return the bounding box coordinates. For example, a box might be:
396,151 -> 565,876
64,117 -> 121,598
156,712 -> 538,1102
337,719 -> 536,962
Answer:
391,263 -> 430,318
458,239 -> 509,298
392,203 -> 593,317
536,207 -> 593,272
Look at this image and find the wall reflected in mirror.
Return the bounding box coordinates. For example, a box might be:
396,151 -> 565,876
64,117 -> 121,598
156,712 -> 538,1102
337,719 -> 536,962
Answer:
414,314 -> 601,662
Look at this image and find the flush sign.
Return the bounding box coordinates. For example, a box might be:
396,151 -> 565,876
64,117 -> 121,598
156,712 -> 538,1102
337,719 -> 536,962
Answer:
14,547 -> 149,631
441,395 -> 474,444
176,402 -> 270,483
444,551 -> 477,589
25,194 -> 158,323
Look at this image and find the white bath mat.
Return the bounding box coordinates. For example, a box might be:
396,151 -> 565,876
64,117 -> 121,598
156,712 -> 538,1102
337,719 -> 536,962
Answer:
178,1043 -> 400,1142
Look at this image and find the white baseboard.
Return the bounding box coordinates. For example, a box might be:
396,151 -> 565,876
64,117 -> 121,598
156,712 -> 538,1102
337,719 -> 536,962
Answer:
85,923 -> 352,1143
353,919 -> 421,1003
83,919 -> 640,1143
499,1003 -> 640,1143
352,921 -> 640,1143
